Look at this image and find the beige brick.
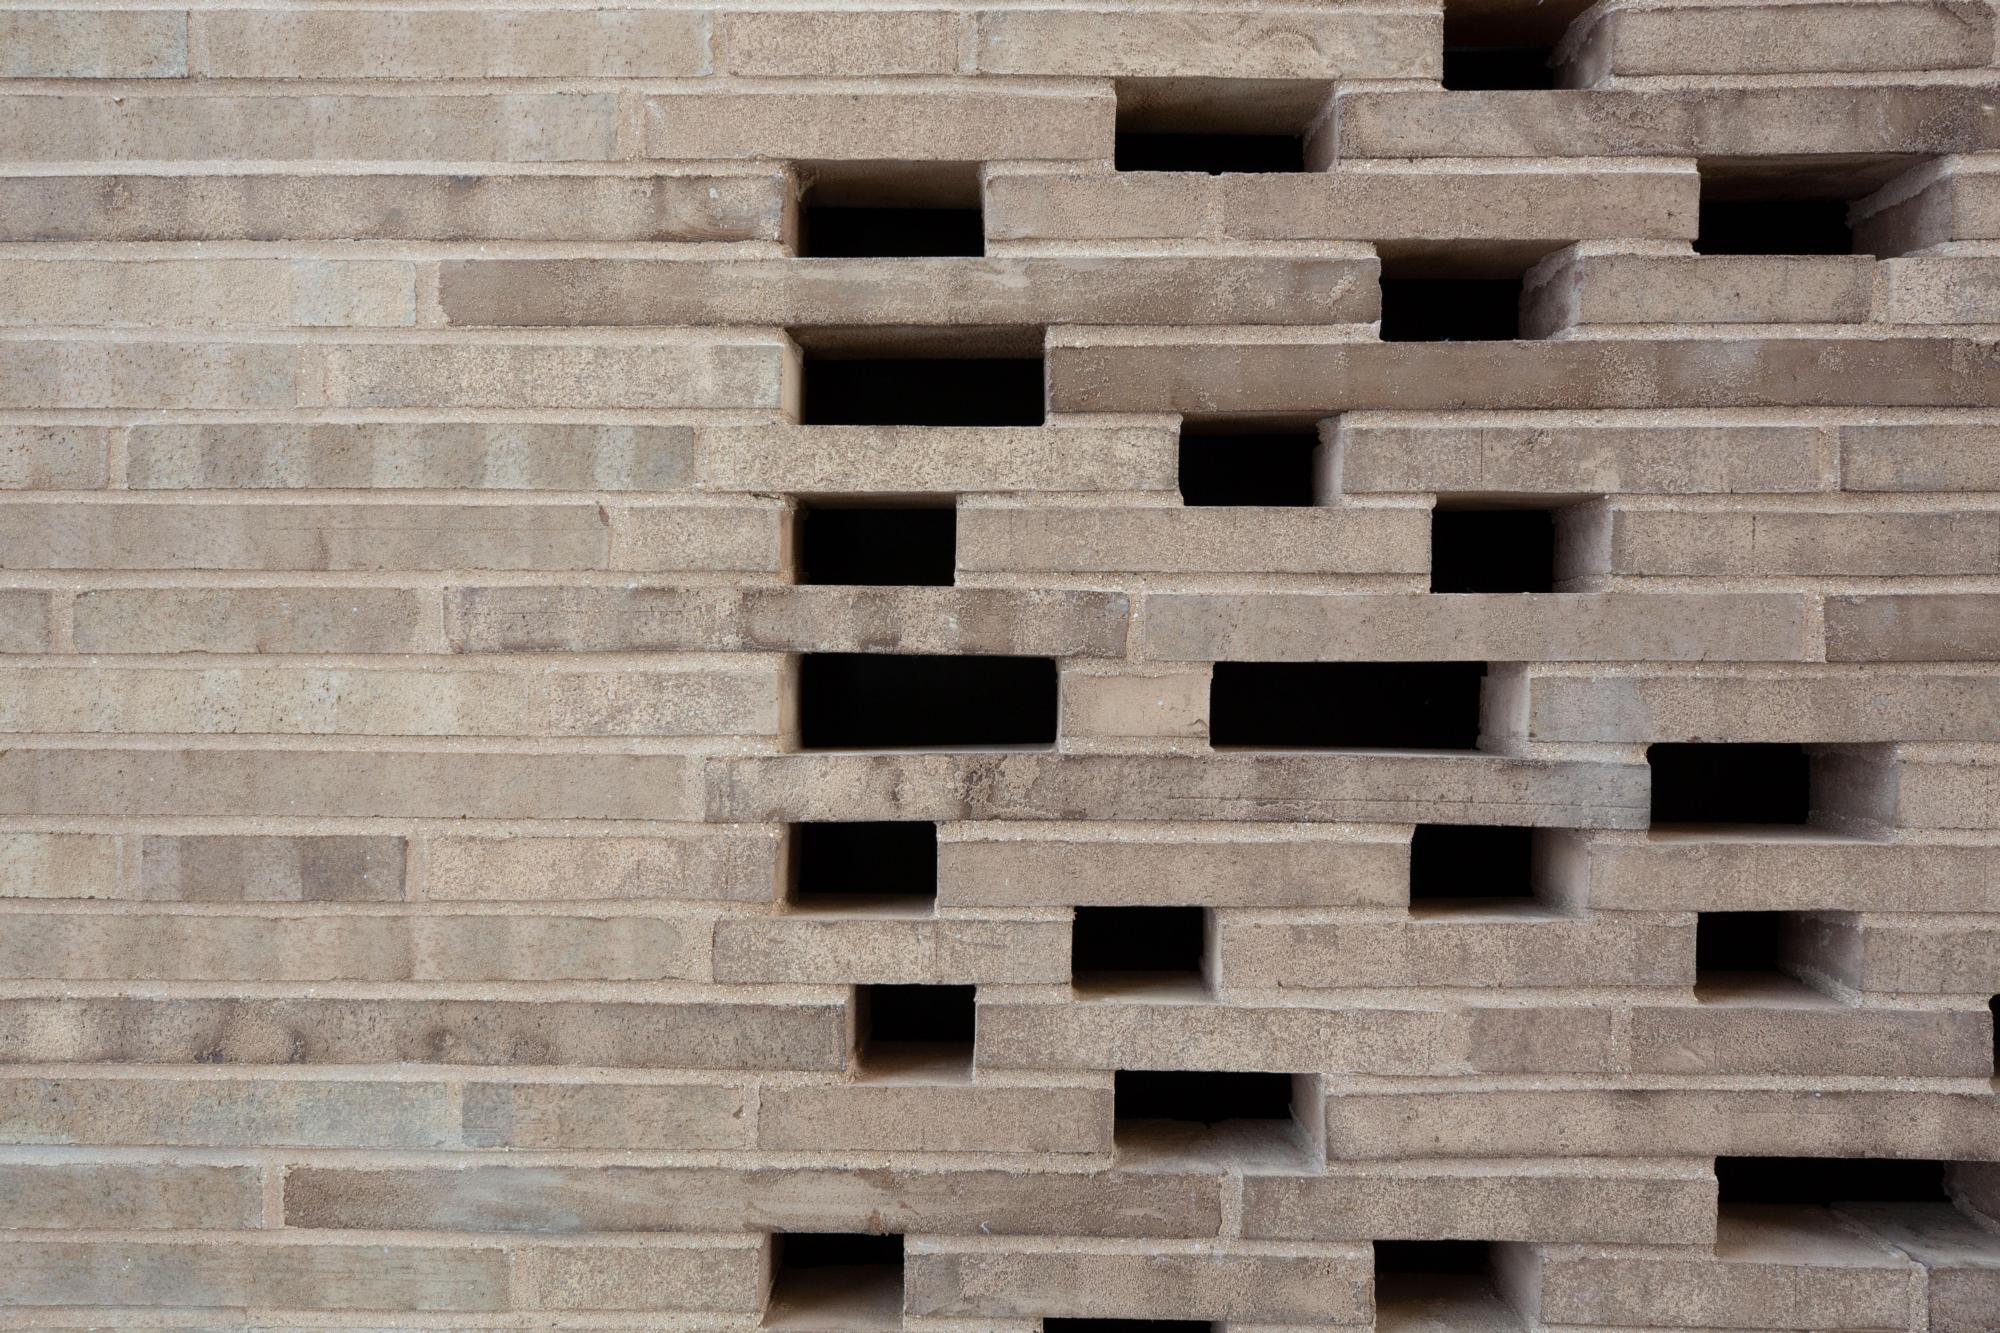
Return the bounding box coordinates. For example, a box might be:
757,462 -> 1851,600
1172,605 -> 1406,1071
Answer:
905,1237 -> 1373,1322
303,337 -> 791,411
989,163 -> 1695,243
0,589 -> 49,654
705,753 -> 1651,828
1334,414 -> 1833,495
1602,509 -> 2000,576
0,171 -> 786,243
0,662 -> 778,737
959,506 -> 1425,575
1524,253 -> 1874,331
714,916 -> 1068,984
698,423 -> 1176,494
1050,332 -> 2000,414
194,9 -> 708,78
1141,592 -> 1810,663
643,84 -> 1113,161
0,426 -> 112,489
1839,1202 -> 2000,1332
128,422 -> 696,491
0,338 -> 298,409
1876,255 -> 2000,323
0,1239 -> 509,1311
1628,1000 -> 1994,1076
438,255 -> 1379,327
1062,667 -> 1209,738
426,831 -> 779,904
0,748 -> 700,820
1323,1080 -> 2000,1160
0,91 -> 621,162
73,587 -> 433,654
0,911 -> 708,983
975,7 -> 1437,79
612,503 -> 790,574
514,1237 -> 769,1313
758,1083 -> 1110,1153
0,1076 -> 451,1149
0,501 -> 612,572
0,258 -> 416,329
0,9 -> 187,77
1842,421 -> 2000,491
1333,84 -> 2000,159
139,835 -> 405,903
452,585 -> 1130,656
0,996 -> 844,1069
1799,912 -> 2000,994
1216,913 -> 1694,990
463,1080 -> 753,1150
1564,0 -> 1996,79
940,824 -> 1407,908
1828,592 -> 2000,661
0,832 -> 118,900
284,1163 -> 1223,1237
1240,1160 -> 1716,1245
720,9 -> 964,75
0,1162 -> 260,1229
1520,668 -> 2000,743
1576,834 -> 2000,912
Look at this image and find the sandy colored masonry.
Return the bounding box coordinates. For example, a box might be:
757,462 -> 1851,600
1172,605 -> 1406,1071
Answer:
1,0 -> 1999,1329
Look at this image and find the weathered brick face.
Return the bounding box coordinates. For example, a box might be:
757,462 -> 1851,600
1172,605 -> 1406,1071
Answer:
3,1 -> 1999,1328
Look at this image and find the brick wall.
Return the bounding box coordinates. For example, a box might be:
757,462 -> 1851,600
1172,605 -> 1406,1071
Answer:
2,0 -> 1999,1328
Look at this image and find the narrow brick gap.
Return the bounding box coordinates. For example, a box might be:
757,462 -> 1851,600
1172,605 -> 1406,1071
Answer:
794,502 -> 956,586
795,652 -> 1058,749
1110,1069 -> 1318,1169
786,821 -> 938,913
1177,421 -> 1319,506
763,1231 -> 905,1330
1407,825 -> 1539,913
1647,742 -> 1812,827
794,160 -> 983,258
1111,78 -> 1323,174
1072,905 -> 1206,995
1209,661 -> 1487,750
796,345 -> 1045,426
1430,504 -> 1558,593
853,983 -> 974,1078
1373,1240 -> 1520,1323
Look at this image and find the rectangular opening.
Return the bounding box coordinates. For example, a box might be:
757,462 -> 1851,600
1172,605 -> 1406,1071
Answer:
1715,1157 -> 1949,1205
1178,423 -> 1320,506
1374,1241 -> 1516,1326
1111,79 -> 1320,175
1209,662 -> 1487,751
796,504 -> 955,586
1112,1069 -> 1315,1166
1073,906 -> 1206,994
1409,826 -> 1536,911
1442,46 -> 1555,90
764,1232 -> 904,1331
799,349 -> 1044,427
1649,743 -> 1811,827
797,653 -> 1057,750
856,983 -> 974,1075
1697,196 -> 1853,256
796,161 -> 983,259
1431,505 -> 1557,593
789,822 -> 937,912
1116,131 -> 1305,174
1380,277 -> 1523,341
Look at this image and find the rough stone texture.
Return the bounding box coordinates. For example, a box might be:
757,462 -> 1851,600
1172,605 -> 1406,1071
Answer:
1,4 -> 1997,1330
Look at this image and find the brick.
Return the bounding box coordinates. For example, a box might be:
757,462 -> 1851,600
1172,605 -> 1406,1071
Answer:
0,911 -> 708,983
643,84 -> 1113,161
0,1162 -> 259,1229
138,835 -> 404,903
940,823 -> 1406,908
0,833 -> 118,900
1563,0 -> 1996,79
452,585 -> 1130,656
0,171 -> 785,242
1240,1159 -> 1717,1245
0,662 -> 780,737
127,423 -> 697,490
1877,255 -> 2000,323
0,1239 -> 509,1311
905,1237 -> 1373,1322
1061,667 -> 1210,738
1799,913 -> 2000,994
713,916 -> 1069,984
1518,667 -> 2000,743
0,996 -> 844,1069
193,10 -> 708,78
1842,421 -> 2000,492
73,587 -> 433,654
425,831 -> 779,904
696,423 -> 1176,494
1524,253 -> 1874,330
1216,913 -> 1695,990
0,9 -> 187,77
0,748 -> 700,820
611,502 -> 790,573
513,1237 -> 769,1312
1628,999 -> 1995,1076
1839,1203 -> 2000,1332
974,8 -> 1438,79
1575,833 -> 2000,912
1827,593 -> 2000,660
302,336 -> 792,411
1600,509 -> 2000,577
704,753 -> 1651,828
0,426 -> 112,489
463,1080 -> 753,1150
0,589 -> 49,653
439,255 -> 1379,326
758,1082 -> 1110,1153
0,1076 -> 451,1149
958,505 -> 1425,575
1138,592 -> 1812,662
719,9 -> 965,76
285,1163 -> 1223,1237
0,92 -> 620,162
0,338 -> 298,409
0,258 -> 415,329
1333,414 -> 1834,496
